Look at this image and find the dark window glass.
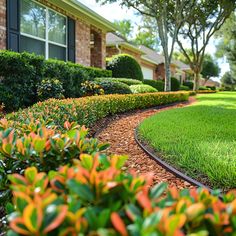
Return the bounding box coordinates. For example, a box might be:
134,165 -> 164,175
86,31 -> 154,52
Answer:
20,35 -> 45,56
49,44 -> 66,61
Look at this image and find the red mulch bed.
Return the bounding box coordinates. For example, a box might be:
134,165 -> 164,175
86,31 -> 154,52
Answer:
96,98 -> 196,189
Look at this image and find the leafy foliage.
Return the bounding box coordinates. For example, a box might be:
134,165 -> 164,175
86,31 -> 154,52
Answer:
95,78 -> 132,94
7,155 -> 236,235
130,84 -> 157,94
143,79 -> 164,91
179,85 -> 190,91
0,51 -> 111,111
81,81 -> 104,96
95,77 -> 142,86
0,120 -> 109,205
106,54 -> 144,81
37,78 -> 64,101
201,54 -> 220,82
183,81 -> 194,90
221,72 -> 236,91
171,77 -> 180,91
6,93 -> 189,130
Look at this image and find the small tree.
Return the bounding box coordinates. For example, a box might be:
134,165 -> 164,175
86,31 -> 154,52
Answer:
176,0 -> 235,91
98,0 -> 195,91
202,54 -> 220,84
113,19 -> 133,39
221,71 -> 236,91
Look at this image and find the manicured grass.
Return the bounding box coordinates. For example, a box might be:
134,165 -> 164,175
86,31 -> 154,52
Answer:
138,92 -> 236,190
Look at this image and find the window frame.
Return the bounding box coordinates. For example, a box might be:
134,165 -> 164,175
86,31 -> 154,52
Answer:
20,0 -> 68,60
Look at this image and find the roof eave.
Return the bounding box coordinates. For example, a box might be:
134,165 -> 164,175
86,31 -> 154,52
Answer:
49,0 -> 116,32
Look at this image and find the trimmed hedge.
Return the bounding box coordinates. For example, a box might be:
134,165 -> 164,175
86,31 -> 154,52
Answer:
130,84 -> 157,93
199,86 -> 210,91
7,92 -> 189,129
143,79 -> 165,91
197,90 -> 217,94
171,77 -> 180,91
0,51 -> 111,110
179,85 -> 190,91
183,81 -> 194,90
95,77 -> 142,86
94,78 -> 132,94
106,54 -> 143,81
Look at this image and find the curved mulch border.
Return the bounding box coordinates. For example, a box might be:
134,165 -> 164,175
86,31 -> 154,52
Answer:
96,98 -> 197,190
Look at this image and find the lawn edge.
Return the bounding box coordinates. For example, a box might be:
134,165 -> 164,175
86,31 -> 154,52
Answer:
134,127 -> 215,192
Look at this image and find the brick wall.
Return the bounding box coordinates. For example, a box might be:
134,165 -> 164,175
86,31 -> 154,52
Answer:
0,0 -> 106,68
90,27 -> 106,68
106,46 -> 119,58
0,0 -> 6,50
76,20 -> 91,66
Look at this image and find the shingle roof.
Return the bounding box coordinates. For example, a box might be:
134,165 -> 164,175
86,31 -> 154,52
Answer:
106,33 -> 191,70
139,45 -> 165,65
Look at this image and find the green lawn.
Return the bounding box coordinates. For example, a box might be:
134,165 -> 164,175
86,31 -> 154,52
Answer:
138,92 -> 236,190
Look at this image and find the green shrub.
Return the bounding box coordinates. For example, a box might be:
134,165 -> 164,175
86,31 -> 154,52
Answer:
7,156 -> 236,235
6,92 -> 189,130
183,81 -> 194,90
171,77 -> 180,91
0,120 -> 109,205
106,54 -> 143,81
95,78 -> 132,94
37,78 -> 64,101
143,79 -> 165,91
199,86 -> 210,90
0,51 -> 44,110
179,85 -> 190,91
95,77 -> 142,86
0,51 -> 111,111
81,81 -> 104,96
206,86 -> 216,91
189,91 -> 197,96
130,84 -> 157,94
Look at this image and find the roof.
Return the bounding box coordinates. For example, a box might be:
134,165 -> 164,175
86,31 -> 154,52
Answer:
48,0 -> 116,31
139,45 -> 165,65
106,32 -> 145,54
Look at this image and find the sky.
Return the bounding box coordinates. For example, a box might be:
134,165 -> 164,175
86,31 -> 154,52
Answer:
80,0 -> 229,81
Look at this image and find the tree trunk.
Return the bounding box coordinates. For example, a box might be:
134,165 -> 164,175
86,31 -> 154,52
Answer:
164,59 -> 171,91
193,71 -> 200,91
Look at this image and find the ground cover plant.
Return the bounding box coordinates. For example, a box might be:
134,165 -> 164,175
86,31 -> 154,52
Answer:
6,153 -> 236,235
2,92 -> 236,235
138,92 -> 236,190
6,92 -> 189,130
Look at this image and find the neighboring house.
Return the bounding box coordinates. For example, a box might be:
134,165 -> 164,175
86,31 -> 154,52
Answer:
199,78 -> 221,87
0,0 -> 116,68
106,32 -> 191,82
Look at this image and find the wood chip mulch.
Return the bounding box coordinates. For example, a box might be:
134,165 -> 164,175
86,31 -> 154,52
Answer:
96,98 -> 196,190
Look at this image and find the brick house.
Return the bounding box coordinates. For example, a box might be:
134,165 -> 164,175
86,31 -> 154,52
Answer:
0,0 -> 116,68
106,32 -> 191,82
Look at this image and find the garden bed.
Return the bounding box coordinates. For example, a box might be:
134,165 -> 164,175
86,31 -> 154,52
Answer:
137,92 -> 236,191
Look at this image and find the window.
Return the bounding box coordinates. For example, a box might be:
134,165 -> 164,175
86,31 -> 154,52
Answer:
20,0 -> 67,61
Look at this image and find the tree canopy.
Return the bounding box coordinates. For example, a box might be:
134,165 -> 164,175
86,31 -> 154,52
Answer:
201,54 -> 220,83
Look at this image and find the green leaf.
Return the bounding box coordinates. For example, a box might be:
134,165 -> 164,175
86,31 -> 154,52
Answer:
80,155 -> 93,170
97,143 -> 110,151
125,204 -> 142,221
6,202 -> 15,214
150,182 -> 167,199
67,179 -> 94,202
25,167 -> 37,183
115,155 -> 128,169
34,139 -> 45,153
98,209 -> 110,227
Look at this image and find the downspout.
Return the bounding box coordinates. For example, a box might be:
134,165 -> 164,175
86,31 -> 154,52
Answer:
116,43 -> 122,54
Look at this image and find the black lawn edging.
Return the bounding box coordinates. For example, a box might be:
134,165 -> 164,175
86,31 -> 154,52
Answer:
134,126 -> 220,194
